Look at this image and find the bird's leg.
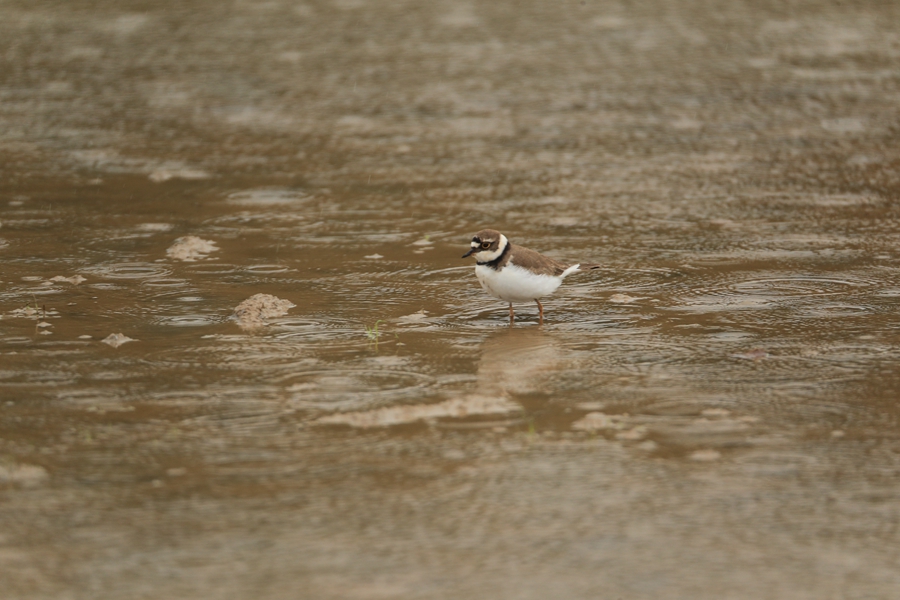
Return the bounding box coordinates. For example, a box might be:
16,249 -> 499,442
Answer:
508,303 -> 515,325
535,299 -> 544,325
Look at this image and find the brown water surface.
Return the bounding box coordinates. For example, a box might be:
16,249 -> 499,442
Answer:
2,1 -> 900,598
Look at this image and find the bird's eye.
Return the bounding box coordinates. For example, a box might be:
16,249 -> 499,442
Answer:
481,242 -> 491,249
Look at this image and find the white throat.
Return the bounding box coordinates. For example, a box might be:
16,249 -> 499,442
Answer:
473,234 -> 508,263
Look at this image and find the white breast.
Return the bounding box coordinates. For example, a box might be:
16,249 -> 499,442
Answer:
475,262 -> 563,303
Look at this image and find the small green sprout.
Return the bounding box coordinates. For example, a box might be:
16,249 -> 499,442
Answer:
365,320 -> 384,343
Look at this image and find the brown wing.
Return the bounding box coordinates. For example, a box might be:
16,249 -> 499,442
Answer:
507,244 -> 570,277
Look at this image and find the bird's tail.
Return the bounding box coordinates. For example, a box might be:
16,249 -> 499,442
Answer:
561,263 -> 602,279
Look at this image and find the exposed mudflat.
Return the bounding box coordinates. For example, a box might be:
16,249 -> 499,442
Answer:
1,1 -> 899,598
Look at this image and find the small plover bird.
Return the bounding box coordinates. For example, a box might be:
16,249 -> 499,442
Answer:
462,229 -> 600,324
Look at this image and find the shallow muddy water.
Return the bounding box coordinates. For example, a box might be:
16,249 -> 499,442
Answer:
2,0 -> 900,598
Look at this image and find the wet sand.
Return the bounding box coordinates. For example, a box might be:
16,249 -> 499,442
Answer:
1,1 -> 900,598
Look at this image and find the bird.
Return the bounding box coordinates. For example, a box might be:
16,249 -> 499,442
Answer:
462,229 -> 601,324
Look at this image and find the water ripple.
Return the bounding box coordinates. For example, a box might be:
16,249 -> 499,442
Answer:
729,275 -> 874,297
283,368 -> 435,412
244,264 -> 292,275
83,261 -> 172,280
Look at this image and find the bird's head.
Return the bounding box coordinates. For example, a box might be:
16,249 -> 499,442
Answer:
462,229 -> 507,260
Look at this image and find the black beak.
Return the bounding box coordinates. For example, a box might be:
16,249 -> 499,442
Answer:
462,247 -> 476,258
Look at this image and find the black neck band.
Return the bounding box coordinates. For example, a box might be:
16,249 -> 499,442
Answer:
477,241 -> 510,270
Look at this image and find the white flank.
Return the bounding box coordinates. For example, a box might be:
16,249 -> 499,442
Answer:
476,262 -> 563,303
